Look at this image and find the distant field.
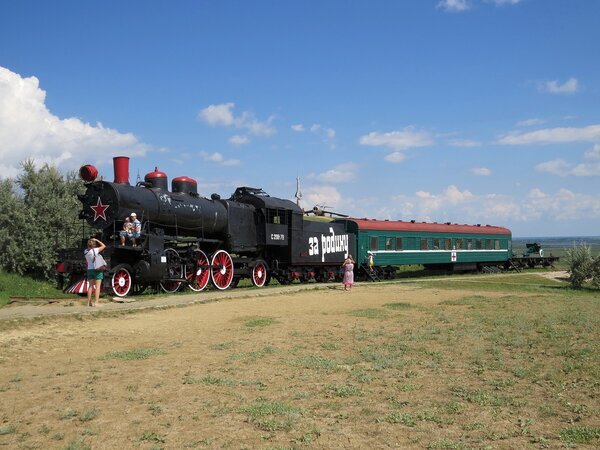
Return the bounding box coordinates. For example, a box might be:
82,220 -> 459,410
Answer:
513,236 -> 600,253
0,272 -> 598,449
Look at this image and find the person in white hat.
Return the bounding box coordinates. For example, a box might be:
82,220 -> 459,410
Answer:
119,212 -> 141,247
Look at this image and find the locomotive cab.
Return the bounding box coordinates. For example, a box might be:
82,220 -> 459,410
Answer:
228,187 -> 303,262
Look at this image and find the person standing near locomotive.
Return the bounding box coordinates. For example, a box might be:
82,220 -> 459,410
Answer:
84,238 -> 106,306
119,212 -> 141,247
342,255 -> 355,291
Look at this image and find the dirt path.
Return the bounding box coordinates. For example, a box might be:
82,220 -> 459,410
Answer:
1,271 -> 566,323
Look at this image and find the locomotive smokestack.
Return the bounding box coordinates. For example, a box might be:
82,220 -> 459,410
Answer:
113,156 -> 130,184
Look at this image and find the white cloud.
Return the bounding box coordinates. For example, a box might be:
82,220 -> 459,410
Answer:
308,163 -> 357,183
411,185 -> 475,216
472,167 -> 492,176
522,188 -> 600,221
361,127 -> 434,163
570,162 -> 600,177
384,152 -> 406,163
198,102 -> 235,126
199,151 -> 240,166
292,122 -> 336,148
229,135 -> 249,146
584,143 -> 600,160
534,144 -> 600,177
449,139 -> 481,147
303,185 -> 342,209
390,185 -> 600,225
528,188 -> 546,199
487,0 -> 522,5
360,127 -> 434,150
198,102 -> 276,137
540,77 -> 579,94
437,0 -> 470,12
535,159 -> 571,176
516,118 -> 545,127
0,66 -> 148,179
498,124 -> 600,145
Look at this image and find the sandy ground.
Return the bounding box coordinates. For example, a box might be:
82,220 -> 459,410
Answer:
1,282 -> 442,449
1,271 -> 595,450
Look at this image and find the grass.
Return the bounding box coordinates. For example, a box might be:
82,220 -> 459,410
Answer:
244,317 -> 278,328
98,347 -> 166,360
241,399 -> 303,432
0,270 -> 73,307
2,269 -> 599,448
349,308 -> 388,319
559,426 -> 600,444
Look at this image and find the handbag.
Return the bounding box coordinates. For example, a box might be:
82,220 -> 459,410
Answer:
93,252 -> 108,271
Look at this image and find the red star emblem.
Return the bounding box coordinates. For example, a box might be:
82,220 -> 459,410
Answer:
91,197 -> 109,222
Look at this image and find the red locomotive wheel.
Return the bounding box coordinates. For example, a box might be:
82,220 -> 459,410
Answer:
211,250 -> 234,290
187,250 -> 210,292
111,264 -> 133,297
251,261 -> 268,288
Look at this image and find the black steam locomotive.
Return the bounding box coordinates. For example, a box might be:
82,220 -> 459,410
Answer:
56,157 -> 354,297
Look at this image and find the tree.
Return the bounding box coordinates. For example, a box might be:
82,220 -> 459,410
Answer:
0,160 -> 84,280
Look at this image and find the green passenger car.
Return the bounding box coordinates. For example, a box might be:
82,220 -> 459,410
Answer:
334,218 -> 512,273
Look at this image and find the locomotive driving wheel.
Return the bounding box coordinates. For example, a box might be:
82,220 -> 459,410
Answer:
251,260 -> 268,288
160,248 -> 183,294
187,249 -> 210,292
110,264 -> 134,297
211,250 -> 234,290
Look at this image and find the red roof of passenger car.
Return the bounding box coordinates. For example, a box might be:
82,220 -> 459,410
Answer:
347,218 -> 511,235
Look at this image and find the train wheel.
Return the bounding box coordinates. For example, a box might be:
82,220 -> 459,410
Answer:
251,260 -> 268,287
160,248 -> 183,294
187,250 -> 210,292
110,264 -> 133,297
211,250 -> 234,290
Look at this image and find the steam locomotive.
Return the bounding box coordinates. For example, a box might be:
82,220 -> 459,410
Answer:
56,156 -> 354,297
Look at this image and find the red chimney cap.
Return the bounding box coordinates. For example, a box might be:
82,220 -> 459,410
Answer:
145,166 -> 167,179
172,176 -> 197,184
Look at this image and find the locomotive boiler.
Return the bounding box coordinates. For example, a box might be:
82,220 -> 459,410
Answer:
56,156 -> 354,297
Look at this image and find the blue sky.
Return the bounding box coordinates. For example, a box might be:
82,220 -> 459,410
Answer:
1,0 -> 598,237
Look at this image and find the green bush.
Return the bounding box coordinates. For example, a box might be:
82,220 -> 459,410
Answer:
566,244 -> 599,289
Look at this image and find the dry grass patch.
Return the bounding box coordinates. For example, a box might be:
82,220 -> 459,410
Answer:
0,281 -> 598,448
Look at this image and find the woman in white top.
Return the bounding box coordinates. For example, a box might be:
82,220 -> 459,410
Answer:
84,238 -> 106,306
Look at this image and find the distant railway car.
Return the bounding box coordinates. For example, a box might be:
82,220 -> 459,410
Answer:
334,218 -> 512,278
